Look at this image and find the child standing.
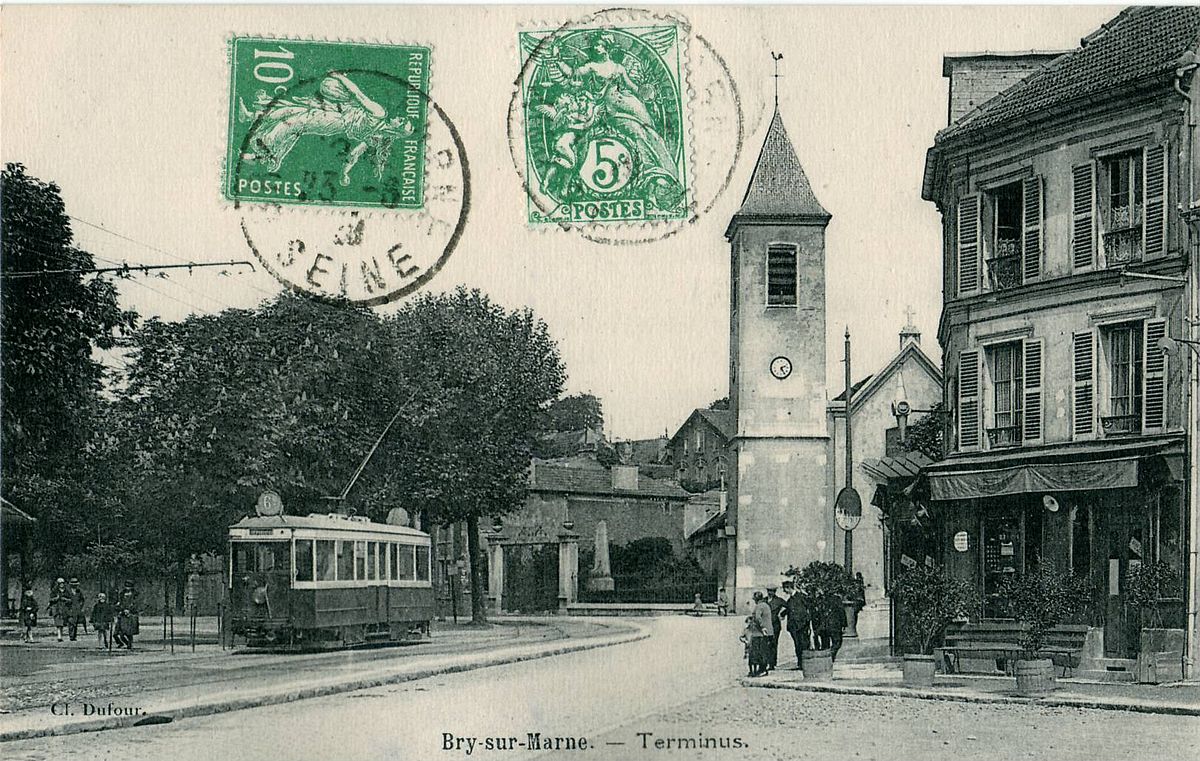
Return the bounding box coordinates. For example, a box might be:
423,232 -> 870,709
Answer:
19,589 -> 38,642
90,592 -> 114,650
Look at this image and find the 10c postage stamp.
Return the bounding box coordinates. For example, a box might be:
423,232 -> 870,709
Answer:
518,24 -> 689,225
224,37 -> 431,209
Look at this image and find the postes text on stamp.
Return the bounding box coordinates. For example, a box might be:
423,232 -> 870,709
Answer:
225,37 -> 430,209
518,24 -> 689,226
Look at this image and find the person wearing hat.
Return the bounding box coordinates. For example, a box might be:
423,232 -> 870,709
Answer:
115,580 -> 140,650
765,584 -> 787,672
19,588 -> 39,643
90,591 -> 115,649
747,591 -> 775,677
782,580 -> 811,670
65,577 -> 87,641
48,578 -> 70,642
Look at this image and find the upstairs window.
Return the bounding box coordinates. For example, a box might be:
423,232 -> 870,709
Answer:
1102,322 -> 1143,434
766,244 -> 797,307
987,183 -> 1023,291
1100,151 -> 1144,265
987,342 -> 1024,447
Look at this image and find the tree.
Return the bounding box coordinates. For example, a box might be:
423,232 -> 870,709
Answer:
546,393 -> 603,432
1,164 -> 136,562
890,563 -> 977,655
388,288 -> 565,623
707,397 -> 729,411
901,404 -> 946,461
113,295 -> 423,578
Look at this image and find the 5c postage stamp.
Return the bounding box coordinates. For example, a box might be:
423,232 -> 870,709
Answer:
518,24 -> 689,226
224,37 -> 431,209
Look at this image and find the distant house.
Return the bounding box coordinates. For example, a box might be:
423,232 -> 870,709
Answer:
668,409 -> 735,491
504,462 -> 691,553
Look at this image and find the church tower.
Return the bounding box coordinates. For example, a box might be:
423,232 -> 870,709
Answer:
724,105 -> 832,609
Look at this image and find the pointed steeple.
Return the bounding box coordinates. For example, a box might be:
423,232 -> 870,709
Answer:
725,108 -> 830,239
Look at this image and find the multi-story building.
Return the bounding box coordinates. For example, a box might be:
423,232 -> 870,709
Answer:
921,7 -> 1199,673
667,408 -> 734,491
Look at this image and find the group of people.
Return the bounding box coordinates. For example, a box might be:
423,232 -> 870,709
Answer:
19,578 -> 140,650
741,580 -> 847,677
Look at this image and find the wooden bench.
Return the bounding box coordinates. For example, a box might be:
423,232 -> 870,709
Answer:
936,622 -> 1089,677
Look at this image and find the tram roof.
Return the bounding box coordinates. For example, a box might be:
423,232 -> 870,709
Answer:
230,514 -> 429,538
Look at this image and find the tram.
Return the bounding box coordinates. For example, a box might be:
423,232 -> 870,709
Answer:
227,512 -> 434,648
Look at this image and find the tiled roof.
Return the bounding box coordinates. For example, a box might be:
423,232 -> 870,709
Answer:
728,109 -> 829,231
695,409 -> 736,440
939,6 -> 1200,143
831,375 -> 873,403
690,509 -> 727,539
530,463 -> 688,500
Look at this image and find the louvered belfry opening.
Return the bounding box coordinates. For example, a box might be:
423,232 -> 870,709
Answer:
766,244 -> 797,306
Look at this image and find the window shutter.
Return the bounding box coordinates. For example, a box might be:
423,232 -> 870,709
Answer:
1072,163 -> 1096,270
1143,144 -> 1167,258
1022,338 -> 1044,444
1021,176 -> 1043,283
958,349 -> 981,451
1072,331 -> 1096,438
1143,318 -> 1167,433
957,195 -> 981,297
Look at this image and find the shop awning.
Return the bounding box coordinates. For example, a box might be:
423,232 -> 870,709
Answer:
921,435 -> 1184,502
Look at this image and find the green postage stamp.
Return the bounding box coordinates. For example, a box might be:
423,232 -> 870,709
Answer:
225,37 -> 430,208
518,24 -> 689,225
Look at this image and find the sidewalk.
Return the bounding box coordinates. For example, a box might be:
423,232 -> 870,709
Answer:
741,661 -> 1200,717
0,617 -> 647,742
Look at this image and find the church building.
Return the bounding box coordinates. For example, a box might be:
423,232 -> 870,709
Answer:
724,105 -> 835,610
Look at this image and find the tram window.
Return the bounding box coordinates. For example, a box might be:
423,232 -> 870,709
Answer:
354,541 -> 367,580
367,542 -> 378,581
416,545 -> 430,581
399,544 -> 416,580
295,540 -> 314,582
316,540 -> 336,581
232,542 -> 289,573
336,540 -> 353,581
388,543 -> 398,581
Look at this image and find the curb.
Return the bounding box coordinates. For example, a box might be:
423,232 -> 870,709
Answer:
740,678 -> 1200,717
0,621 -> 649,743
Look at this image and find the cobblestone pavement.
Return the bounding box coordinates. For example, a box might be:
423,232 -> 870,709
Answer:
544,686 -> 1193,761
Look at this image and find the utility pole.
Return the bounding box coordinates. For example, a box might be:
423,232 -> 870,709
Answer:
843,328 -> 854,572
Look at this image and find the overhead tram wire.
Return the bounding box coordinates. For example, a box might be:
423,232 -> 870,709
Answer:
68,215 -> 282,300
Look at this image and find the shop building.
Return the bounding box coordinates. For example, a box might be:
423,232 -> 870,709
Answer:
921,7 -> 1200,670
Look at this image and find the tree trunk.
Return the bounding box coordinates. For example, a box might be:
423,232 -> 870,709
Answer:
466,514 -> 487,625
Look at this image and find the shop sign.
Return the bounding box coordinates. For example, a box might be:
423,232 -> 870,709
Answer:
953,531 -> 969,552
900,554 -> 917,569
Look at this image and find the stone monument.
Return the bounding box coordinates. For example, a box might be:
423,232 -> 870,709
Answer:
588,520 -> 615,592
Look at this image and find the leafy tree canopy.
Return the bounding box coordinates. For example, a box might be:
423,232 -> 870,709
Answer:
2,164 -> 136,559
546,392 -> 604,433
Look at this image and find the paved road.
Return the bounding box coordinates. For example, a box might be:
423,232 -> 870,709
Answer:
4,617 -> 1192,761
0,618 -> 586,713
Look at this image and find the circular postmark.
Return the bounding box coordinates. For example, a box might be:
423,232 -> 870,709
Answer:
227,39 -> 468,306
507,8 -> 744,246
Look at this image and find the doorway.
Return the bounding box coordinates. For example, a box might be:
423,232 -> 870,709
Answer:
1104,507 -> 1145,658
502,543 -> 560,613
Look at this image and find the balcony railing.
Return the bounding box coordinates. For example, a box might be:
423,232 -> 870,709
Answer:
1102,204 -> 1144,266
986,251 -> 1022,291
986,425 -> 1022,448
1101,414 -> 1141,436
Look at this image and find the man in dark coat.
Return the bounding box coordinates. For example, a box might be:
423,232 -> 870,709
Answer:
66,578 -> 86,641
765,585 -> 786,672
783,582 -> 811,670
818,595 -> 848,661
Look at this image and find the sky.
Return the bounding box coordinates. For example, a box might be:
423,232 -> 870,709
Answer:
1,4 -> 1123,439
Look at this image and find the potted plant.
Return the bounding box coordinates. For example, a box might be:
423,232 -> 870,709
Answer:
787,561 -> 854,680
1126,560 -> 1184,683
997,564 -> 1089,695
889,564 -> 977,687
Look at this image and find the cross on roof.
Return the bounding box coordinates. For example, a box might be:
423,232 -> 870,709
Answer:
770,51 -> 783,107
904,305 -> 916,326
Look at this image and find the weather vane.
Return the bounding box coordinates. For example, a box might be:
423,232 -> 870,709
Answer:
770,51 -> 783,107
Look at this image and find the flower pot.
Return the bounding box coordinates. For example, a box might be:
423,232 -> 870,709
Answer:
802,648 -> 834,681
1014,658 -> 1056,695
902,654 -> 936,688
843,601 -> 861,638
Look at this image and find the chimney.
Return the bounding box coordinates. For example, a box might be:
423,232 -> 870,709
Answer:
612,465 -> 638,491
942,51 -> 1065,125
